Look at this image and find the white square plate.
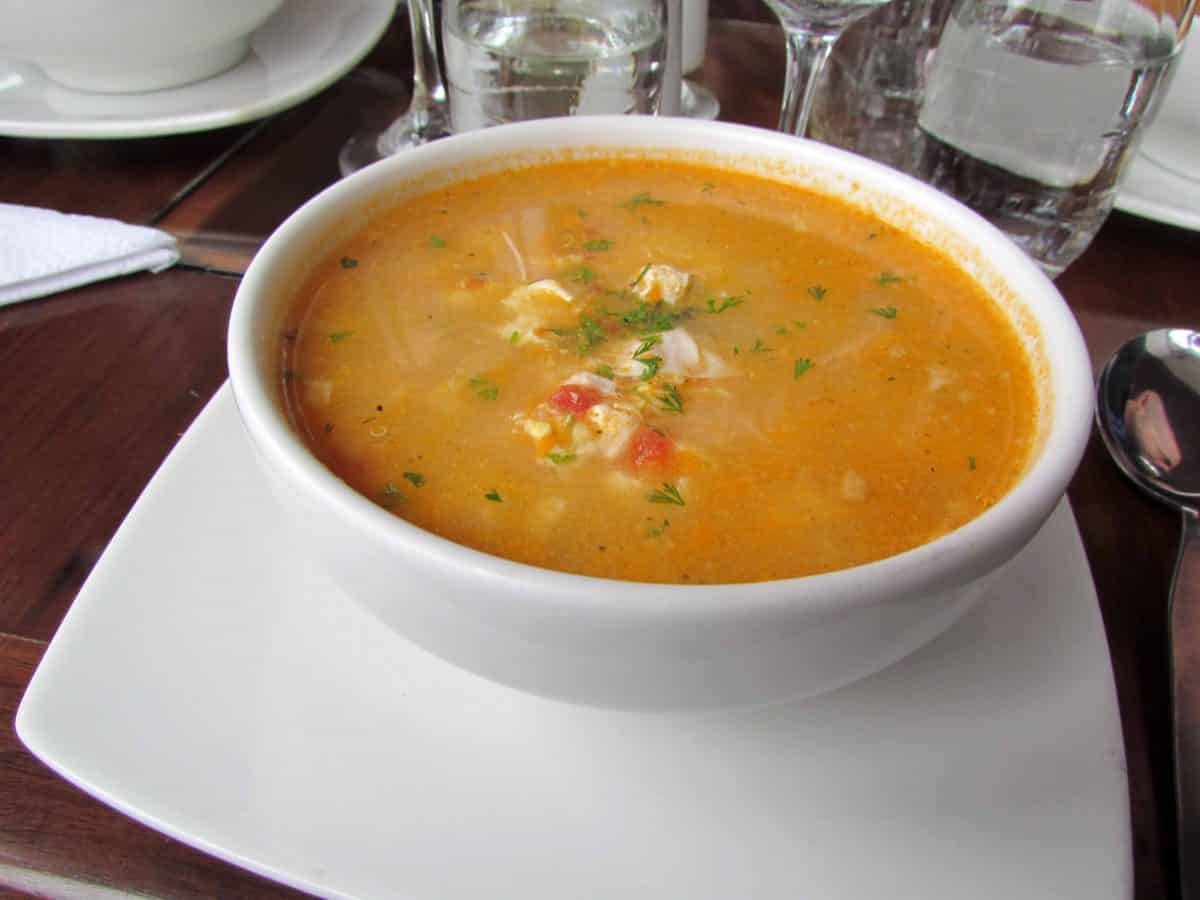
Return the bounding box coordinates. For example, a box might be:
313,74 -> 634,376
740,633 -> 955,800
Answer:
17,384 -> 1131,900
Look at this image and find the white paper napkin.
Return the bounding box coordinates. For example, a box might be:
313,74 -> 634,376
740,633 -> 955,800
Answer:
0,204 -> 180,307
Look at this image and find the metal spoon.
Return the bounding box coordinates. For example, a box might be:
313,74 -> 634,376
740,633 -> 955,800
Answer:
1097,328 -> 1200,900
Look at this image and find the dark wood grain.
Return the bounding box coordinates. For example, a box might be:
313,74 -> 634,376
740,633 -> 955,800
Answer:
0,6 -> 1195,898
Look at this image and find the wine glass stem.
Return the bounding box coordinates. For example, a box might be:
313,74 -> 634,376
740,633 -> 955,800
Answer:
778,29 -> 838,138
409,0 -> 447,113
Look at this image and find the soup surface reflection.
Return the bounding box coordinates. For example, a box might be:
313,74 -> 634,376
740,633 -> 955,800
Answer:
283,158 -> 1037,584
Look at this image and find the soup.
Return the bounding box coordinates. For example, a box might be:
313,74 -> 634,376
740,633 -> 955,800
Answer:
281,157 -> 1037,584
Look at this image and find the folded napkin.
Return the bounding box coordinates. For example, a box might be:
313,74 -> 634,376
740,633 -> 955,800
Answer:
0,204 -> 180,307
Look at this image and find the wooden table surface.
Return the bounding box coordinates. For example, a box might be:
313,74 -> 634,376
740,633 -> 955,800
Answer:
1,6 -> 1198,898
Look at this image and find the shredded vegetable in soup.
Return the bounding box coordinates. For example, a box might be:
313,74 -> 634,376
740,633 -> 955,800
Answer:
281,158 -> 1037,584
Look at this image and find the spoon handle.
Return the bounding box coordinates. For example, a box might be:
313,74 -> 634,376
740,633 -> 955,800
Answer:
1173,508 -> 1200,900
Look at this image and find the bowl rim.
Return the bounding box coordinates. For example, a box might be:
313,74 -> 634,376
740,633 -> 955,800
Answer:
227,115 -> 1094,626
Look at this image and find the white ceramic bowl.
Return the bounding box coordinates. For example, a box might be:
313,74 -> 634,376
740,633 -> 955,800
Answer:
0,0 -> 284,93
228,117 -> 1094,712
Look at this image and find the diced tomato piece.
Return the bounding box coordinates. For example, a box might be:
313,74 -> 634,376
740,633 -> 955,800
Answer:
629,427 -> 675,470
549,384 -> 604,414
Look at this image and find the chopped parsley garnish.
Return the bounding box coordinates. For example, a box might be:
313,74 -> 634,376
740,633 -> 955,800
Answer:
877,271 -> 903,285
430,236 -> 448,248
808,284 -> 827,300
870,305 -> 899,319
647,518 -> 671,538
595,363 -> 615,379
649,483 -> 685,506
381,482 -> 405,505
968,456 -> 977,471
567,266 -> 597,284
705,295 -> 744,314
776,327 -> 790,335
793,320 -> 808,329
794,358 -> 815,379
548,452 -> 577,464
484,488 -> 503,502
633,335 -> 663,381
469,376 -> 500,400
617,300 -> 685,333
583,239 -> 614,251
403,472 -> 425,487
509,330 -> 521,344
658,383 -> 684,414
328,330 -> 354,344
631,262 -> 653,287
750,338 -> 772,354
577,208 -> 588,218
621,192 -> 666,212
339,256 -> 359,269
555,317 -> 607,354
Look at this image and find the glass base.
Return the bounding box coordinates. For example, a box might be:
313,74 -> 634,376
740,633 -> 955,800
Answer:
338,102 -> 452,176
680,79 -> 720,121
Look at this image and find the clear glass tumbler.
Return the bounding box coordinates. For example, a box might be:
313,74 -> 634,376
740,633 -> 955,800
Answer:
442,0 -> 675,132
812,0 -> 1195,276
919,0 -> 1193,275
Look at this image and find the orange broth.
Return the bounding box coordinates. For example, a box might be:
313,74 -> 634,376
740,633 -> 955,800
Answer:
281,158 -> 1037,584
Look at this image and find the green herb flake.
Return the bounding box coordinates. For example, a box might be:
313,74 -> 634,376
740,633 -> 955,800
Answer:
870,305 -> 899,320
381,482 -> 405,505
548,452 -> 577,465
339,256 -> 359,269
807,284 -> 827,301
583,239 -> 614,251
776,327 -> 790,335
618,300 -> 684,334
568,266 -> 596,285
649,483 -> 685,506
469,376 -> 500,400
794,358 -> 815,379
658,383 -> 684,414
509,330 -> 521,344
700,182 -> 716,193
328,330 -> 355,344
793,320 -> 808,329
621,192 -> 666,212
595,364 -> 615,379
430,236 -> 448,248
968,456 -> 977,471
877,271 -> 903,285
705,295 -> 745,314
750,338 -> 772,354
484,488 -> 503,502
631,262 -> 653,287
647,518 -> 671,538
403,472 -> 425,487
577,208 -> 589,218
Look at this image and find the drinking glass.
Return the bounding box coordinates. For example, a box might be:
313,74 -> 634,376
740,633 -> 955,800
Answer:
913,0 -> 1195,275
339,0 -> 452,176
442,0 -> 675,132
761,0 -> 897,138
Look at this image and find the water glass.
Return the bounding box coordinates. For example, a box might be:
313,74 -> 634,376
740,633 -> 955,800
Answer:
814,0 -> 1195,277
442,0 -> 676,132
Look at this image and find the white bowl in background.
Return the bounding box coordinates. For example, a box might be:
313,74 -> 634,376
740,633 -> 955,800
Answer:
0,0 -> 284,93
227,116 -> 1094,712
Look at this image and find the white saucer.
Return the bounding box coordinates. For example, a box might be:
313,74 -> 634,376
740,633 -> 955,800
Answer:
1116,150 -> 1200,231
0,0 -> 396,139
16,385 -> 1131,900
